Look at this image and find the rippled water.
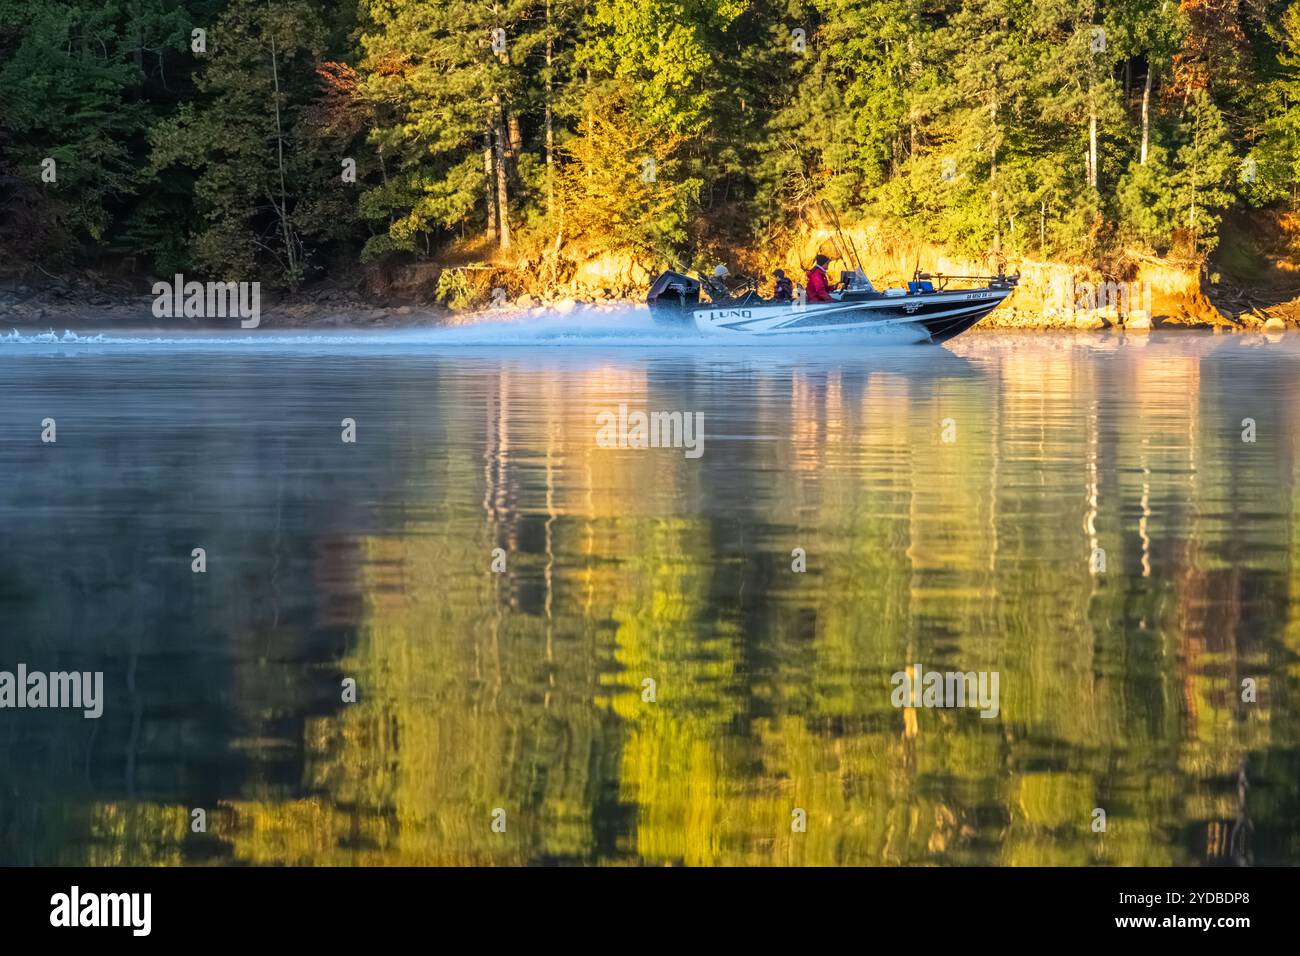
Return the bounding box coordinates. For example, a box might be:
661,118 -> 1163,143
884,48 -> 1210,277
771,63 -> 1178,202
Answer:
1,329 -> 1298,865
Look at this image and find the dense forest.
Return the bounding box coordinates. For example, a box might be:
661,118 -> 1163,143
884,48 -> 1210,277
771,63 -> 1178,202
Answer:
1,0 -> 1298,297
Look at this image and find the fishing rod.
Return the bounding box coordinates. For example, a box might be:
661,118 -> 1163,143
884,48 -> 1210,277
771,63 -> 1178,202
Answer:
916,271 -> 1021,291
638,240 -> 760,299
818,199 -> 866,278
628,238 -> 701,285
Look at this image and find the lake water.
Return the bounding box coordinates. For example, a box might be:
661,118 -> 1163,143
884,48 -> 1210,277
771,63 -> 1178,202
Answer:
1,326 -> 1298,865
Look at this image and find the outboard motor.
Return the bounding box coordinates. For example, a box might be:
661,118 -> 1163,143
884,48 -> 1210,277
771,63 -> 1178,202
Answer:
646,270 -> 700,328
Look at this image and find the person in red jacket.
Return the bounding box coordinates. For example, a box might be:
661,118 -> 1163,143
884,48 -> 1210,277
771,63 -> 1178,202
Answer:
805,254 -> 835,302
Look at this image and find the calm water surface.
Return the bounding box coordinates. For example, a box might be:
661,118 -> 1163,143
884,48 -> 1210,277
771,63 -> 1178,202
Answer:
1,329 -> 1298,865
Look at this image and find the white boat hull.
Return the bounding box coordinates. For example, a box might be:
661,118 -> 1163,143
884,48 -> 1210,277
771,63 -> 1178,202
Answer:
647,270 -> 1018,343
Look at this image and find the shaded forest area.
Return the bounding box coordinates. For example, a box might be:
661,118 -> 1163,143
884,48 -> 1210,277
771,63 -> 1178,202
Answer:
2,0 -> 1299,309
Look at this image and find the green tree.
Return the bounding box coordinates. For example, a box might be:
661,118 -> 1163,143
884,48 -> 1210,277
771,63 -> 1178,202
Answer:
151,0 -> 330,283
1115,144 -> 1181,251
1174,88 -> 1236,250
765,1 -> 923,216
0,0 -> 191,256
554,82 -> 700,258
358,0 -> 546,257
1254,4 -> 1300,207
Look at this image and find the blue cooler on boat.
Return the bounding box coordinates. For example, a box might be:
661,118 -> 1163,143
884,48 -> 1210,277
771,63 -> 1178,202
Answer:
908,280 -> 935,294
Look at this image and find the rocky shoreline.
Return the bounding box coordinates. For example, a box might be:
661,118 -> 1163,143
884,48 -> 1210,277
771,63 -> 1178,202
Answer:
979,306 -> 1289,333
0,277 -> 448,330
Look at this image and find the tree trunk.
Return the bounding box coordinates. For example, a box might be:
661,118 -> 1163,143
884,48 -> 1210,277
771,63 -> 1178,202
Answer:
508,113 -> 523,157
494,110 -> 511,251
1140,63 -> 1151,165
484,135 -> 497,243
990,97 -> 1000,255
545,0 -> 555,219
908,35 -> 919,159
269,35 -> 299,282
1089,106 -> 1098,190
584,60 -> 593,178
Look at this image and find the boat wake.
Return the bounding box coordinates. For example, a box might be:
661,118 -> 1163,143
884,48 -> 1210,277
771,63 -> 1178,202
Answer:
2,306 -> 927,351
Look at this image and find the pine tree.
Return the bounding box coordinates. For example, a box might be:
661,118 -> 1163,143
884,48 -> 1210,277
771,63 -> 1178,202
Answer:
768,0 -> 923,214
1174,88 -> 1236,250
871,0 -> 1036,257
357,0 -> 542,256
1255,3 -> 1300,207
150,0 -> 330,284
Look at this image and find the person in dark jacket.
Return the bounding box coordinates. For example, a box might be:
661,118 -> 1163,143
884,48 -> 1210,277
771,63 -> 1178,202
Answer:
805,254 -> 835,303
772,269 -> 794,302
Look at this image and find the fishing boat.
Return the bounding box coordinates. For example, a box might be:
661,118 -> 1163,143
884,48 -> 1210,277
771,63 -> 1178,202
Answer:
646,268 -> 1018,343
